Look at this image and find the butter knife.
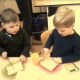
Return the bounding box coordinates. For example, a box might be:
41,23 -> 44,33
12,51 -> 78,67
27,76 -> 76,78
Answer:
6,57 -> 14,68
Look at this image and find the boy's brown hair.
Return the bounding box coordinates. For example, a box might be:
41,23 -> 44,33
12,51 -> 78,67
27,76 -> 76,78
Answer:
1,8 -> 19,24
53,6 -> 75,28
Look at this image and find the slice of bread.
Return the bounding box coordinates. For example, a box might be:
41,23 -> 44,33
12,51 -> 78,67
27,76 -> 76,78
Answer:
6,62 -> 23,76
40,58 -> 59,71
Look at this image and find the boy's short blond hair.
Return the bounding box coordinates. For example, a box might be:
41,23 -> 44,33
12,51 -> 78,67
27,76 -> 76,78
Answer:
1,8 -> 19,24
53,6 -> 75,28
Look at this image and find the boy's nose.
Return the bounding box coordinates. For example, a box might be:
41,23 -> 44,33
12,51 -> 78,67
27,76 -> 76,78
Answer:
14,27 -> 17,30
58,31 -> 63,35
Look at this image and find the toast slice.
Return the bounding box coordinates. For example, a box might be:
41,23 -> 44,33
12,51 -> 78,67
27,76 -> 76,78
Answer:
6,62 -> 23,76
40,58 -> 59,71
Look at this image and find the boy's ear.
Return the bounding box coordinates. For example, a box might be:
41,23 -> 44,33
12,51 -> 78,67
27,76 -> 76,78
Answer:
71,23 -> 75,28
1,23 -> 5,28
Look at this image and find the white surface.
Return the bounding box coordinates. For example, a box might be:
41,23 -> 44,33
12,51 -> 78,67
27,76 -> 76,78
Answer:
15,71 -> 39,80
1,57 -> 80,80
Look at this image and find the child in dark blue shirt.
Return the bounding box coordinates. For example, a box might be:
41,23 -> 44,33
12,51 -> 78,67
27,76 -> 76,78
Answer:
44,6 -> 80,63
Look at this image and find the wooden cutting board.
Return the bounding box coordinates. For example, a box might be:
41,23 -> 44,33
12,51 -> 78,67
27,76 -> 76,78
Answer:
64,63 -> 79,74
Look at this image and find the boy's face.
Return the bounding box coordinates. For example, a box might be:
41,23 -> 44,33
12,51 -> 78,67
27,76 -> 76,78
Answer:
56,24 -> 74,37
2,21 -> 19,35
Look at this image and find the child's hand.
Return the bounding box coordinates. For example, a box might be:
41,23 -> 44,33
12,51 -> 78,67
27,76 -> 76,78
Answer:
20,55 -> 27,63
2,52 -> 7,58
53,57 -> 62,63
43,48 -> 50,57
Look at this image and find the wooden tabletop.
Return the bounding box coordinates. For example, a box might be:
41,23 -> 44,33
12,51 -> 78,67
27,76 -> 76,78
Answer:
34,0 -> 80,6
0,57 -> 80,80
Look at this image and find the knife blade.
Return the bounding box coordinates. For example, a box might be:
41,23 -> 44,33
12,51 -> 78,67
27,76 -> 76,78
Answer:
6,57 -> 14,68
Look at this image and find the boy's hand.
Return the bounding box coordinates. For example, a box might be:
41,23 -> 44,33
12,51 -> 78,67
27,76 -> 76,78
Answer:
43,48 -> 50,57
20,55 -> 27,63
53,57 -> 62,63
2,52 -> 7,58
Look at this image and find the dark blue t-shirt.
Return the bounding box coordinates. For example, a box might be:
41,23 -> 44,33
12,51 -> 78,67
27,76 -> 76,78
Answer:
45,29 -> 80,63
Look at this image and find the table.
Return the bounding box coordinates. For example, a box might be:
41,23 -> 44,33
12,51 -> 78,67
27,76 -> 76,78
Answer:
34,0 -> 80,6
0,57 -> 80,80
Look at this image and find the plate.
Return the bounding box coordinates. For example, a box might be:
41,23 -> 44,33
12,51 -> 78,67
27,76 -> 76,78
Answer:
38,58 -> 61,73
1,60 -> 25,79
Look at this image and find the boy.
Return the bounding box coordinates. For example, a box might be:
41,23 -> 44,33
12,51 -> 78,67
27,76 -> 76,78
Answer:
0,8 -> 31,63
44,6 -> 80,63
